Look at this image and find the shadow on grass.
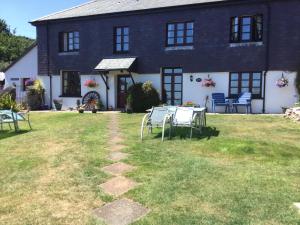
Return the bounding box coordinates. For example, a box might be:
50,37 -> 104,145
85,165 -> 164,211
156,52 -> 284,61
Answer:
153,126 -> 220,140
0,130 -> 32,140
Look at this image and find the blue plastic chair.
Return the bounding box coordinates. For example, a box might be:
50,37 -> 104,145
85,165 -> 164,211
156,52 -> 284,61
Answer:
211,93 -> 230,113
232,92 -> 252,114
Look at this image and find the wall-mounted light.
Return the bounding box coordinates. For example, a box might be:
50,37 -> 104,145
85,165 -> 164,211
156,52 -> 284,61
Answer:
190,75 -> 194,82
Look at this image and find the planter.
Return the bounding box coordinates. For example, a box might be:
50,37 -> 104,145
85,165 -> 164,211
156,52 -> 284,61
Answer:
92,109 -> 97,113
78,109 -> 84,113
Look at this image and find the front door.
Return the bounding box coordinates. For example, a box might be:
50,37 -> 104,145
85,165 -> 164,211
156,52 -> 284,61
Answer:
162,68 -> 183,105
117,75 -> 133,108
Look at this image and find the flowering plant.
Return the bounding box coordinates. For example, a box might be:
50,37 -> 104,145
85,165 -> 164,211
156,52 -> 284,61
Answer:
202,75 -> 216,87
183,101 -> 198,107
25,79 -> 35,87
84,79 -> 98,88
276,75 -> 288,88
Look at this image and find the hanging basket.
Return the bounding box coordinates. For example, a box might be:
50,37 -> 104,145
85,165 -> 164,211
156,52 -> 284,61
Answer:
84,79 -> 99,88
202,75 -> 216,87
276,74 -> 288,88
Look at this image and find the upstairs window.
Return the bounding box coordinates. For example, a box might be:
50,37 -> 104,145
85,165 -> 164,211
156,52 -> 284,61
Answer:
61,71 -> 81,97
114,27 -> 129,53
229,72 -> 262,99
167,22 -> 194,47
230,15 -> 263,43
59,31 -> 80,52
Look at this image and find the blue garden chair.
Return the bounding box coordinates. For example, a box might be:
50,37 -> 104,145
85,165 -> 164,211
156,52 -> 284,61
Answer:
211,93 -> 230,113
232,92 -> 252,114
0,110 -> 32,132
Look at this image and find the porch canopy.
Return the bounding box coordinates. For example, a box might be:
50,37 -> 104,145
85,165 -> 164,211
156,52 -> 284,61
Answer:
94,57 -> 137,72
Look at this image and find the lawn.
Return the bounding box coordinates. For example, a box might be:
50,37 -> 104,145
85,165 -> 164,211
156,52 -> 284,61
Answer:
0,113 -> 300,225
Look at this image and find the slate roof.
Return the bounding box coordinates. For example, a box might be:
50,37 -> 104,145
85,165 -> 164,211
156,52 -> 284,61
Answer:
32,0 -> 228,23
95,57 -> 137,71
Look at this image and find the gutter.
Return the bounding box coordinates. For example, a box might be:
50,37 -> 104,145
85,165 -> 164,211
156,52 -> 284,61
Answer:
263,0 -> 271,114
46,21 -> 53,109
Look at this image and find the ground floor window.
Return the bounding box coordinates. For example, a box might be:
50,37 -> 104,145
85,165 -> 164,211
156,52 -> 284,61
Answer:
162,68 -> 183,105
229,72 -> 262,99
61,71 -> 81,97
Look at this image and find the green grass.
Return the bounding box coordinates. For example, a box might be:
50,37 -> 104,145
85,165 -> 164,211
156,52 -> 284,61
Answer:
0,113 -> 300,225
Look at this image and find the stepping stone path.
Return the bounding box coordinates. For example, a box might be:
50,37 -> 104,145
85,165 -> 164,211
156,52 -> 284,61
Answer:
94,113 -> 149,225
294,203 -> 300,213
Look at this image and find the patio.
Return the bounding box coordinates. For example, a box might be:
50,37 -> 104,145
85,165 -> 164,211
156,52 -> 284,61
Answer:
0,112 -> 299,224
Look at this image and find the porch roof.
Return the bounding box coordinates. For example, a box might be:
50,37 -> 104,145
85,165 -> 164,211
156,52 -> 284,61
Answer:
94,57 -> 137,72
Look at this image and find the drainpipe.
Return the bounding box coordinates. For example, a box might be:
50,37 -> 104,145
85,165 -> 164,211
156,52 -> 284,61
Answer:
105,74 -> 109,110
263,1 -> 271,114
46,21 -> 52,109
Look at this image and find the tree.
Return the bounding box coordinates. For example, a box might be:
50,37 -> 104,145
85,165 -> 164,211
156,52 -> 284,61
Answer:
0,18 -> 35,71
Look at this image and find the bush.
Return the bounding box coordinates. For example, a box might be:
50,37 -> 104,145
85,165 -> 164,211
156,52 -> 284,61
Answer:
26,80 -> 45,110
296,69 -> 300,101
0,93 -> 20,112
127,81 -> 160,113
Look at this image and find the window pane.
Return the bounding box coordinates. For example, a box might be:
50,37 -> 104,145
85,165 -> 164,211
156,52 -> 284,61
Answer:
168,38 -> 175,45
253,80 -> 261,87
231,88 -> 238,94
231,81 -> 238,87
174,68 -> 183,74
186,37 -> 193,44
242,25 -> 251,33
253,73 -> 261,80
242,33 -> 251,41
242,73 -> 250,80
177,37 -> 184,44
165,92 -> 172,99
164,69 -> 173,74
74,32 -> 79,37
174,100 -> 182,106
186,30 -> 193,36
168,31 -> 175,38
116,36 -> 122,43
174,92 -> 181,99
164,76 -> 172,83
177,23 -> 184,30
231,73 -> 239,80
123,36 -> 129,43
116,28 -> 122,35
74,43 -> 79,50
69,44 -> 74,51
168,24 -> 175,31
116,44 -> 122,51
252,88 -> 261,95
242,17 -> 251,25
123,43 -> 129,51
241,88 -> 249,92
242,81 -> 249,87
123,27 -> 129,35
164,84 -> 171,91
187,22 -> 194,29
69,32 -> 73,38
177,30 -> 184,37
174,84 -> 182,91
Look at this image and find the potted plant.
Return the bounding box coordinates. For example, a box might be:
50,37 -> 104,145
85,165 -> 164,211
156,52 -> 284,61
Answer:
53,99 -> 63,111
202,75 -> 216,87
96,100 -> 104,111
84,79 -> 98,89
276,74 -> 289,88
92,105 -> 97,113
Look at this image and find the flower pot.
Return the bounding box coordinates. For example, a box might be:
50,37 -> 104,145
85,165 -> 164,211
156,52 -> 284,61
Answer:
92,109 -> 97,113
78,109 -> 84,113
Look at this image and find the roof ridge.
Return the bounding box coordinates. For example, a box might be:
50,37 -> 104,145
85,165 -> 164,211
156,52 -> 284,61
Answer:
31,0 -> 97,23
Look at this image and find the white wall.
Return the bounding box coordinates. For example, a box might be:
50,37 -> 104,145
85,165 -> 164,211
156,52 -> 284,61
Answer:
265,71 -> 298,113
4,46 -> 38,102
40,70 -> 298,113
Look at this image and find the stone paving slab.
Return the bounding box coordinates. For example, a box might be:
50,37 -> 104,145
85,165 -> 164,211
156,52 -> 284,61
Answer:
294,203 -> 300,213
108,152 -> 129,162
102,162 -> 135,176
110,144 -> 127,152
94,198 -> 150,225
100,176 -> 138,197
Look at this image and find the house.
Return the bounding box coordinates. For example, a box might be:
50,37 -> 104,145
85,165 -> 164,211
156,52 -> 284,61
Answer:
30,0 -> 300,113
3,44 -> 38,103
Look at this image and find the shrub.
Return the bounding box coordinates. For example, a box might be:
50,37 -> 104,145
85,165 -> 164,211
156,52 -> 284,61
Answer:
0,93 -> 20,112
296,69 -> 300,101
127,81 -> 160,112
26,79 -> 45,110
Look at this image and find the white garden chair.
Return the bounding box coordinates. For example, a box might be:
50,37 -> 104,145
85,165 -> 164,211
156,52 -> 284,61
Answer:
141,107 -> 172,141
169,107 -> 204,139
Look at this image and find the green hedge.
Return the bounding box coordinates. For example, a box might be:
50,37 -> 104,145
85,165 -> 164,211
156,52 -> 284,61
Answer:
127,81 -> 160,112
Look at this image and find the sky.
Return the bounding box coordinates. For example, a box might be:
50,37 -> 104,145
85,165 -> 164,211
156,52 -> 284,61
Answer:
0,0 -> 90,39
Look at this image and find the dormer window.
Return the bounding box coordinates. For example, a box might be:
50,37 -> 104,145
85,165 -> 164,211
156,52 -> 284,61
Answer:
59,31 -> 80,52
230,15 -> 263,43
